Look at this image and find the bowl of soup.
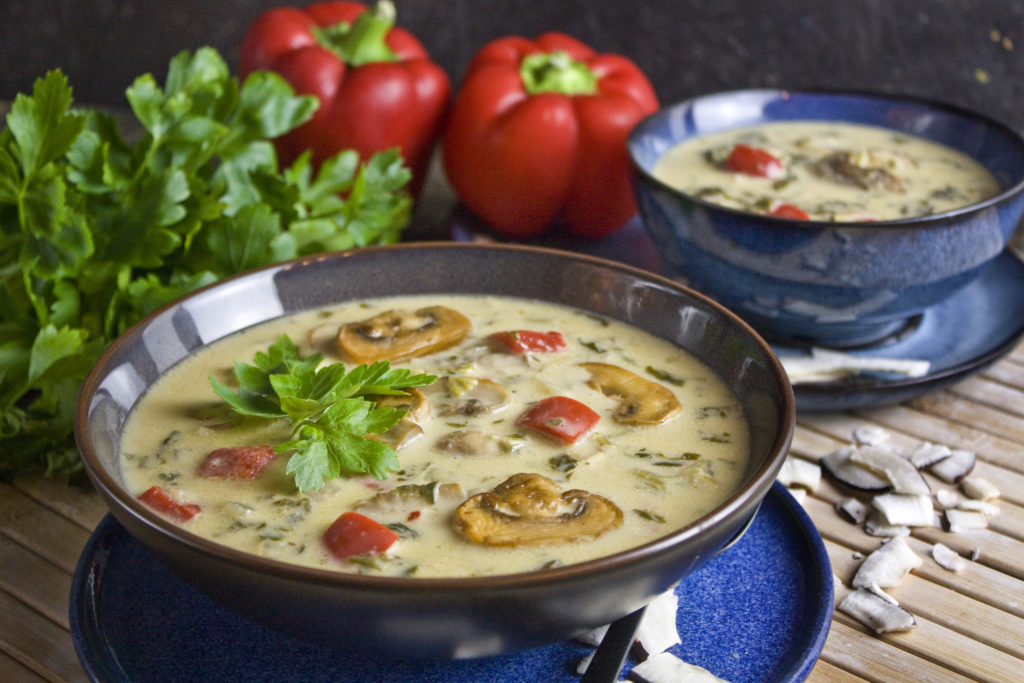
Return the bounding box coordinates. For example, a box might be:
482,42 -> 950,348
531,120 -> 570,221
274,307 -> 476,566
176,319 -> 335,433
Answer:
75,242 -> 794,659
627,89 -> 1024,347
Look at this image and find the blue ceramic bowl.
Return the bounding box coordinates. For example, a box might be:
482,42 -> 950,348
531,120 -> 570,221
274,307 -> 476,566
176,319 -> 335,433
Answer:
75,243 -> 794,660
627,89 -> 1024,347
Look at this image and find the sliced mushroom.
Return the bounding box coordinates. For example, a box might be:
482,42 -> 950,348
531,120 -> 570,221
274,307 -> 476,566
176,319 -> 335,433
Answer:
578,362 -> 681,425
370,388 -> 431,425
812,150 -> 907,193
357,481 -> 466,514
337,306 -> 471,362
424,376 -> 510,417
453,473 -> 623,546
364,389 -> 430,450
436,429 -> 517,457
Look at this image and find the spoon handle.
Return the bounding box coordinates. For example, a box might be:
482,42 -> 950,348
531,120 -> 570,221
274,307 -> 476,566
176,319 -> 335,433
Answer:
580,605 -> 648,683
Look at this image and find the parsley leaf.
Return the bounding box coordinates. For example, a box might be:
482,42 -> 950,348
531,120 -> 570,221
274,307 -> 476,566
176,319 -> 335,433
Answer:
0,48 -> 414,479
210,334 -> 435,492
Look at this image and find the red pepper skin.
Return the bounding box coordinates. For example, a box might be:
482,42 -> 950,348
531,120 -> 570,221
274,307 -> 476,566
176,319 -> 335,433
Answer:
442,33 -> 658,240
196,445 -> 278,479
138,486 -> 201,522
517,395 -> 600,444
323,511 -> 398,560
770,203 -> 810,220
490,330 -> 567,354
723,144 -> 784,179
239,1 -> 450,195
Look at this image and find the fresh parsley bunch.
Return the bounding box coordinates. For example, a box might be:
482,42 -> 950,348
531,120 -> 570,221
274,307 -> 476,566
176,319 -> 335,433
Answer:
210,335 -> 435,492
0,48 -> 413,478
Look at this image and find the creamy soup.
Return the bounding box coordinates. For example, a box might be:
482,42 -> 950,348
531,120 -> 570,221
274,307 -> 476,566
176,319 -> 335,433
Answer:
120,295 -> 750,578
652,121 -> 999,221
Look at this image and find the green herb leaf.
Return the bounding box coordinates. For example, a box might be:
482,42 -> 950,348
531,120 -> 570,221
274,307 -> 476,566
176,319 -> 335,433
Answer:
212,335 -> 435,491
0,48 -> 414,478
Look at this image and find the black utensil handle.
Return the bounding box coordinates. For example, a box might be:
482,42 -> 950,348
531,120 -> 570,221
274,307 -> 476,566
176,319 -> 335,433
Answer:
580,605 -> 648,683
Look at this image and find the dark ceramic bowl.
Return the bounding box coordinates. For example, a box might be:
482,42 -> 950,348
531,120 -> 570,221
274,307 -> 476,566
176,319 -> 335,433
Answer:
74,243 -> 794,659
628,89 -> 1024,347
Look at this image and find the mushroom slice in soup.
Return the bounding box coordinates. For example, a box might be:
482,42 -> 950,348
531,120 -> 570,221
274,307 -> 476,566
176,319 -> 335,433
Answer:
436,429 -> 508,457
424,376 -> 511,417
357,481 -> 466,514
579,363 -> 681,425
364,389 -> 431,450
337,306 -> 471,362
453,473 -> 623,546
811,150 -> 907,193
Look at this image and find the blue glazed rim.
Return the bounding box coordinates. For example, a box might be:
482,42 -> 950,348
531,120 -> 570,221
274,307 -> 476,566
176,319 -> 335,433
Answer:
69,481 -> 831,683
627,87 -> 1024,229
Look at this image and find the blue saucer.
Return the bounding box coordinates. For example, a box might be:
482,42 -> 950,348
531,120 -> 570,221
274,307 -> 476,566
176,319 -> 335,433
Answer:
70,483 -> 831,683
450,209 -> 1024,412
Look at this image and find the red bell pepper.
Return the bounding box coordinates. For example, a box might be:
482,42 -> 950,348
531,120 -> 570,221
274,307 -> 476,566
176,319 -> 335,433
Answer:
323,511 -> 398,560
723,144 -> 784,179
517,395 -> 600,444
138,486 -> 201,522
490,330 -> 567,354
239,0 -> 450,194
196,445 -> 278,479
442,32 -> 659,240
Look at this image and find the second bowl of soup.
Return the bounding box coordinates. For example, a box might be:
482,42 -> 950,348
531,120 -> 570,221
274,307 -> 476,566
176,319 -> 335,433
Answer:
628,89 -> 1024,347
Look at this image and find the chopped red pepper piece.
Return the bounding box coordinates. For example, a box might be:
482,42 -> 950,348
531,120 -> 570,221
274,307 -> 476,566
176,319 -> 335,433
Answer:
517,395 -> 600,444
323,511 -> 398,560
196,445 -> 278,479
769,203 -> 811,220
138,486 -> 201,522
723,143 -> 784,179
490,330 -> 567,354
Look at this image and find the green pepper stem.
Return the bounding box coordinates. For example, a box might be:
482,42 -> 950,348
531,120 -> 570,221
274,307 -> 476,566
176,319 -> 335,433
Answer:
313,0 -> 399,66
520,51 -> 598,96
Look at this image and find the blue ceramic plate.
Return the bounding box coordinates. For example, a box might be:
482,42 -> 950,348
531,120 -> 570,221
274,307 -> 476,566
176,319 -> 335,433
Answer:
451,211 -> 1024,412
70,483 -> 831,683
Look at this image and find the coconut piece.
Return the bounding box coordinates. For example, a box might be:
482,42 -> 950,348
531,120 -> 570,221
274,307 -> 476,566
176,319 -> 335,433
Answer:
777,457 -> 821,491
852,536 -> 921,589
905,442 -> 952,469
634,589 -> 681,657
929,449 -> 976,483
787,487 -> 808,505
850,445 -> 931,496
781,348 -> 930,383
934,488 -> 961,509
853,425 -> 890,446
836,497 -> 869,524
932,543 -> 967,573
839,588 -> 917,634
628,652 -> 730,683
956,499 -> 1000,516
573,625 -> 607,648
944,508 -> 988,533
960,477 -> 999,502
864,510 -> 910,538
871,493 -> 934,527
821,445 -> 890,492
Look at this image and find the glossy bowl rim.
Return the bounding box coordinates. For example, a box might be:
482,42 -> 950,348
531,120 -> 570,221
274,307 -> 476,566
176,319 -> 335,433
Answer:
75,241 -> 796,593
627,87 -> 1024,229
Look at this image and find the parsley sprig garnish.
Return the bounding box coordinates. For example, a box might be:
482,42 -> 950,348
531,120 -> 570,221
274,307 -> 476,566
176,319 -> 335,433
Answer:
210,335 -> 435,492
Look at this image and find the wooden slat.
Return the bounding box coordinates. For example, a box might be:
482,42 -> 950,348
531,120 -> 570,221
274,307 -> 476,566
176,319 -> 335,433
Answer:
0,650 -> 49,683
0,483 -> 92,574
0,590 -> 88,683
0,534 -> 73,629
12,476 -> 110,532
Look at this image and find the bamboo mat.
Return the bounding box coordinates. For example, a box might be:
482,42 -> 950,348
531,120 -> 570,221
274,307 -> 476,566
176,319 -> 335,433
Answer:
2,340 -> 1022,682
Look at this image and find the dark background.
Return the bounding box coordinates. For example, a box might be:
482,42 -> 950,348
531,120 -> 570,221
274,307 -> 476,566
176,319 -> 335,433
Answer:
3,0 -> 1024,130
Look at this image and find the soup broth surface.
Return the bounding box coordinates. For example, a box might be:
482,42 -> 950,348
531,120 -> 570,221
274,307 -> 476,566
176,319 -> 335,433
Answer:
120,294 -> 751,578
652,121 -> 999,221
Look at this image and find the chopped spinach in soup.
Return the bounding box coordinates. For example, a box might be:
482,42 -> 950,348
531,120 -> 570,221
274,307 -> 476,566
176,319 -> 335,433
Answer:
652,121 -> 999,221
120,295 -> 750,578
